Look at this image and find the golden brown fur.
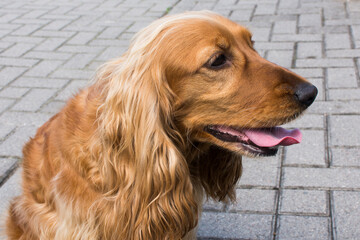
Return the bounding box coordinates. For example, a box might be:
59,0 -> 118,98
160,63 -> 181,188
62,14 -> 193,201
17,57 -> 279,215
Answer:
6,11 -> 315,239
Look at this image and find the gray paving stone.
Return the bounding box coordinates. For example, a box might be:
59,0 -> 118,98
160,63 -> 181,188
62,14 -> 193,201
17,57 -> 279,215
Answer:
0,66 -> 27,86
24,60 -> 63,77
331,148 -> 360,167
54,80 -> 88,101
291,68 -> 323,78
330,115 -> 360,147
325,34 -> 351,49
267,50 -> 293,68
0,169 -> 22,217
0,111 -> 52,127
296,58 -> 353,68
0,124 -> 15,140
326,49 -> 360,58
198,212 -> 273,239
276,215 -> 330,240
299,14 -> 322,27
254,42 -> 294,51
297,42 -> 322,59
63,53 -> 97,69
273,21 -> 297,34
0,126 -> 36,157
42,19 -> 72,31
327,68 -> 357,88
238,156 -> 280,188
283,114 -> 324,129
0,158 -> 17,184
0,98 -> 14,114
0,57 -> 39,68
24,51 -> 72,60
34,38 -> 67,51
230,9 -> 253,22
272,34 -> 322,42
202,198 -> 225,212
285,130 -> 325,166
283,167 -> 360,189
329,89 -> 360,100
51,69 -> 93,80
0,43 -> 35,57
0,87 -> 29,99
280,190 -> 327,215
67,32 -> 98,45
228,189 -> 276,213
96,46 -> 127,61
333,191 -> 360,239
12,88 -> 58,112
11,77 -> 68,88
58,45 -> 104,54
11,24 -> 42,35
250,27 -> 271,42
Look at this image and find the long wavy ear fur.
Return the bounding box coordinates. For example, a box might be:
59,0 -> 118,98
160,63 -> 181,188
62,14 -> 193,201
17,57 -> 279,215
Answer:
193,145 -> 243,202
93,23 -> 198,239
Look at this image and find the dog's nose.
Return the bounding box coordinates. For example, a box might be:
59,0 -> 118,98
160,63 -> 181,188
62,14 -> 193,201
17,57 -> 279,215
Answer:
294,83 -> 318,107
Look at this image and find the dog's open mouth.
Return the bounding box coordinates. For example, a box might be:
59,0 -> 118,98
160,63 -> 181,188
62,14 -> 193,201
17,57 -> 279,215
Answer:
204,125 -> 302,156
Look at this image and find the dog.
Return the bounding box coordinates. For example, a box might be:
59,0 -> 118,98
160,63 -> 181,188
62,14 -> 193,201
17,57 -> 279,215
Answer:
6,11 -> 317,239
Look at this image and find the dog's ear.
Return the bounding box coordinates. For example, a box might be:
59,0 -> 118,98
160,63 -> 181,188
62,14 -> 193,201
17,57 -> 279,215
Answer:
95,54 -> 198,238
195,145 -> 243,202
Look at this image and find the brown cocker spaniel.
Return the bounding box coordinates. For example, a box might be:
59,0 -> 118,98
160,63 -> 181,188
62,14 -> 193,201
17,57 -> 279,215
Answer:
6,11 -> 317,240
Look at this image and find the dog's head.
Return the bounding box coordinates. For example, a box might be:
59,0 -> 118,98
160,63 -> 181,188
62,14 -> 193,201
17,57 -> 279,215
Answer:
125,11 -> 317,157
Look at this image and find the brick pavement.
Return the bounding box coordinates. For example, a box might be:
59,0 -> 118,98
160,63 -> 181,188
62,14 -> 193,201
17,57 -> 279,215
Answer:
0,0 -> 359,239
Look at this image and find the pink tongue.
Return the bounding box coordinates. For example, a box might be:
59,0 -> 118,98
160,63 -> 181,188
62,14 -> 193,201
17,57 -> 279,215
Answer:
243,127 -> 302,147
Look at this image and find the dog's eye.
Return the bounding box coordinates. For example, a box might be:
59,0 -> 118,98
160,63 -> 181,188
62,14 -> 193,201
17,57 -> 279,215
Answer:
208,54 -> 227,68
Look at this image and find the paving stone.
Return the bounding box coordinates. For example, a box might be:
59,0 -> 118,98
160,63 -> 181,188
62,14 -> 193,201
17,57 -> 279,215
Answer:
250,27 -> 271,42
0,126 -> 36,157
0,67 -> 27,86
327,68 -> 357,88
198,212 -> 273,239
333,191 -> 360,239
0,124 -> 15,140
297,42 -> 322,59
42,19 -> 72,30
0,111 -> 52,127
267,50 -> 293,68
308,100 -> 360,115
54,80 -> 88,101
0,98 -> 14,113
0,43 -> 35,57
325,33 -> 351,49
283,114 -> 324,129
331,148 -> 360,167
228,189 -> 276,213
12,88 -> 58,112
296,58 -> 353,68
308,78 -> 323,101
51,69 -> 93,80
283,167 -> 360,189
11,24 -> 42,35
277,216 -> 330,240
63,53 -> 97,69
202,198 -> 225,212
96,46 -> 128,61
24,51 -> 72,60
272,34 -> 322,42
326,49 -> 360,58
67,32 -> 98,45
34,38 -> 67,51
254,42 -> 294,51
273,21 -> 297,34
238,156 -> 280,188
330,115 -> 360,147
0,158 -> 18,184
0,169 -> 22,217
291,68 -> 323,78
58,45 -> 104,54
285,130 -> 325,166
11,77 -> 68,88
230,9 -> 253,22
329,89 -> 360,100
0,57 -> 39,68
299,14 -> 322,27
0,87 -> 29,99
280,190 -> 327,215
24,60 -> 63,77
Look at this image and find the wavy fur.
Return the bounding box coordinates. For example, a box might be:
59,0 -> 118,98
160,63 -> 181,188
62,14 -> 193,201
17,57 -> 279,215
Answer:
5,11 -> 313,239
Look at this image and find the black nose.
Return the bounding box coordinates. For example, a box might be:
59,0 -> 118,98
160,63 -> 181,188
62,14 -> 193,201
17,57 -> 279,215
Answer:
294,83 -> 318,107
